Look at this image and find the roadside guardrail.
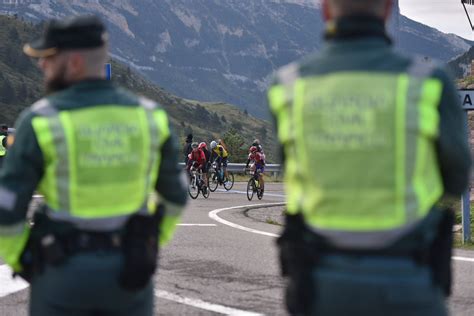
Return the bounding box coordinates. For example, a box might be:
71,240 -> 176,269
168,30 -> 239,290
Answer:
178,162 -> 282,175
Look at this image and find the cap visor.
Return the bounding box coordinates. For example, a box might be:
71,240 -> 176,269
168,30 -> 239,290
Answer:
23,43 -> 58,58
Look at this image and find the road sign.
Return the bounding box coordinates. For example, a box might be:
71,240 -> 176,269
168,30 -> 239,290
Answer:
459,89 -> 474,110
105,63 -> 112,80
462,0 -> 474,30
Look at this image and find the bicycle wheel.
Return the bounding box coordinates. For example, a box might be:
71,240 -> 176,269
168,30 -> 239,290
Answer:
188,175 -> 199,199
202,185 -> 210,199
223,172 -> 234,191
247,178 -> 255,201
208,171 -> 218,192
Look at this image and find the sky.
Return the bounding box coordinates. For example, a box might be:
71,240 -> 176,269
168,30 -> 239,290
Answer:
400,0 -> 474,40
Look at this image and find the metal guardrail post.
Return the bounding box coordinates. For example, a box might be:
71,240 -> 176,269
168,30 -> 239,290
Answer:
462,187 -> 471,244
462,110 -> 472,244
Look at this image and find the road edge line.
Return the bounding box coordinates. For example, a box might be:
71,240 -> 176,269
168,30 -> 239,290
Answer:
209,202 -> 285,238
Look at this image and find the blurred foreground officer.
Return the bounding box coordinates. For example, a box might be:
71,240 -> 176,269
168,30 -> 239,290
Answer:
0,15 -> 187,316
268,1 -> 471,315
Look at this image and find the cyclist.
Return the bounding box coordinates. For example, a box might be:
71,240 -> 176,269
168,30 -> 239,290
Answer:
210,140 -> 229,182
199,142 -> 210,188
245,146 -> 265,193
187,142 -> 207,191
252,139 -> 264,154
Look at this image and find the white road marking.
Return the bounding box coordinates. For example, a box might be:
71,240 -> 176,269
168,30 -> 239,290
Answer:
209,204 -> 474,265
453,256 -> 474,263
178,224 -> 217,226
0,265 -> 28,298
209,202 -> 285,238
155,290 -> 263,316
216,189 -> 285,198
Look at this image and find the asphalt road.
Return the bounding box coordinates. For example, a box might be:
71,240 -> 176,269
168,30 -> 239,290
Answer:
1,183 -> 474,315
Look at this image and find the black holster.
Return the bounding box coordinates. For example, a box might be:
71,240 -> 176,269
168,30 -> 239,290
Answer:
17,211 -> 71,283
118,205 -> 164,292
277,213 -> 319,316
429,209 -> 454,296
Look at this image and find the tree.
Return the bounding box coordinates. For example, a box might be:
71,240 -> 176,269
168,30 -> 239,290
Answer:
223,128 -> 246,163
231,121 -> 243,131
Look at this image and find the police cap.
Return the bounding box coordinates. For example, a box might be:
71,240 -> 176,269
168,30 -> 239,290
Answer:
23,15 -> 108,58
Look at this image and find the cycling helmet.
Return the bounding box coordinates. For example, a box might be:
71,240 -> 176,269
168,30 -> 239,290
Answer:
250,146 -> 257,153
253,139 -> 260,145
210,140 -> 217,149
198,142 -> 207,149
191,142 -> 199,149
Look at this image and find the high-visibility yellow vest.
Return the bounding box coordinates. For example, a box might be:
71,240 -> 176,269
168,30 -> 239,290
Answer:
31,101 -> 170,224
268,61 -> 444,248
213,145 -> 228,158
0,135 -> 6,156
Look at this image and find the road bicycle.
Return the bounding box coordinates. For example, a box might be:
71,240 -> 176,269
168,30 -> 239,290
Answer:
188,167 -> 210,199
208,162 -> 234,192
246,168 -> 264,201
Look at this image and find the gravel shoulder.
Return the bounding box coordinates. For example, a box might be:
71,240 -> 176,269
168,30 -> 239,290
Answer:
245,206 -> 285,226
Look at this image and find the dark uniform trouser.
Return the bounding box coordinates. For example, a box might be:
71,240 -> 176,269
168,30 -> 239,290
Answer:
307,254 -> 447,316
30,251 -> 153,316
0,156 -> 4,168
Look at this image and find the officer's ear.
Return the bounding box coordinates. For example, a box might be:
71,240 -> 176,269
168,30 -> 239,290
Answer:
66,52 -> 86,80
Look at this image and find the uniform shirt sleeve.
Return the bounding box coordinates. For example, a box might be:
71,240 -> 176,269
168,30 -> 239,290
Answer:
0,111 -> 44,225
434,68 -> 472,196
155,134 -> 187,214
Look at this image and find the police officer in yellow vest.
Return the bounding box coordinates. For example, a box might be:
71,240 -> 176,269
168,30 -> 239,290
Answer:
0,124 -> 8,167
269,1 -> 471,315
0,16 -> 187,316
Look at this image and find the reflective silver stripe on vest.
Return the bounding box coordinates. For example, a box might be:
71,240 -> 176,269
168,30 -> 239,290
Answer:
49,116 -> 71,211
31,99 -> 57,117
407,58 -> 437,78
310,219 -> 423,249
0,186 -> 17,211
139,96 -> 157,111
45,204 -> 150,231
276,62 -> 300,104
159,195 -> 184,217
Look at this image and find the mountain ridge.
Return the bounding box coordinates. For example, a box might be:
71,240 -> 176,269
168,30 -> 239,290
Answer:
1,0 -> 470,118
0,14 -> 278,162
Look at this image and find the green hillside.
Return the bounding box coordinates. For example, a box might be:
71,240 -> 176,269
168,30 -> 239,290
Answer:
0,15 -> 278,163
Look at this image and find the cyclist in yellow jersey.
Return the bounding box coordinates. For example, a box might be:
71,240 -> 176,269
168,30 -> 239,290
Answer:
210,140 -> 229,181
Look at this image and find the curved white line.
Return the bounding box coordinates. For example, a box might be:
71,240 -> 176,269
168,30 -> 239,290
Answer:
209,204 -> 474,265
453,256 -> 474,263
209,202 -> 285,238
155,290 -> 263,316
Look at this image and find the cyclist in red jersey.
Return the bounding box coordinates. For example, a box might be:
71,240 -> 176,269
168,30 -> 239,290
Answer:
187,142 -> 207,188
245,146 -> 265,192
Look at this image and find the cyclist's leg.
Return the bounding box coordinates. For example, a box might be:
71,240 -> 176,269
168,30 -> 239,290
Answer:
223,157 -> 229,178
258,165 -> 265,191
202,164 -> 208,187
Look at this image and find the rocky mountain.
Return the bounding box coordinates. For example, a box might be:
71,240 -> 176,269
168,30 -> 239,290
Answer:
1,0 -> 471,117
448,46 -> 474,80
0,14 -> 278,162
